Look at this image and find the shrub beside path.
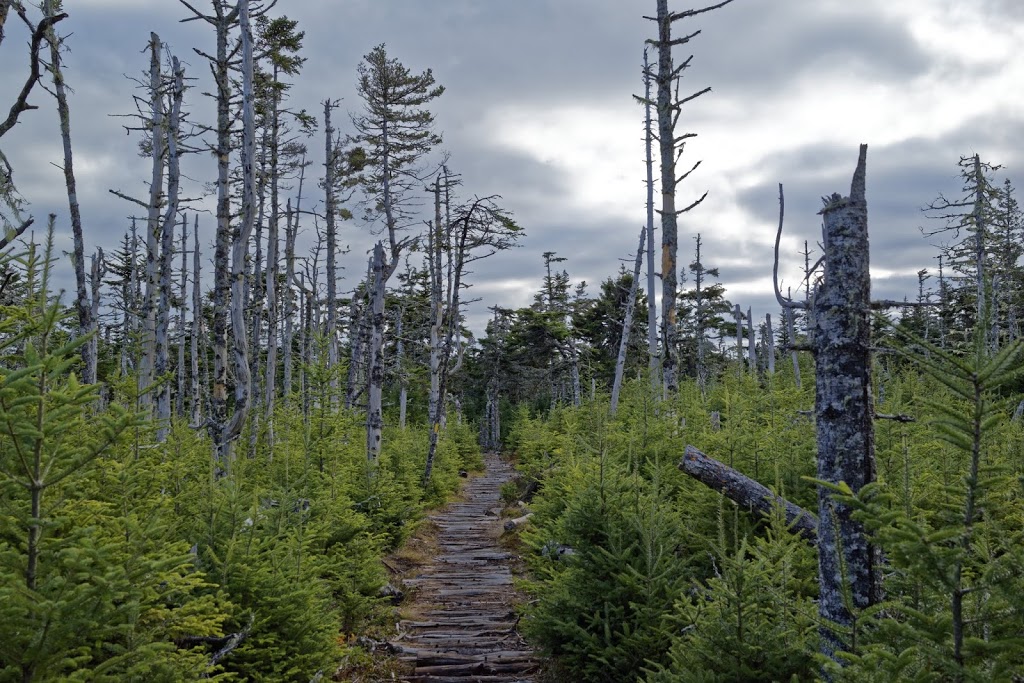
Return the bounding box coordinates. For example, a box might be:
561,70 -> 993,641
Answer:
392,452 -> 537,683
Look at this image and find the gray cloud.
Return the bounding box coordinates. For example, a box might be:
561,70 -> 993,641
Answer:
1,0 -> 1022,340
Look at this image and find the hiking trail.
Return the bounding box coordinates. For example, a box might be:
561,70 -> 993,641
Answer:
393,452 -> 538,683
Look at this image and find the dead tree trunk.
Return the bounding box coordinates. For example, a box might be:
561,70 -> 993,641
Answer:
88,248 -> 104,390
191,217 -> 202,425
813,144 -> 881,664
396,308 -> 407,429
365,242 -> 386,462
646,0 -> 730,392
765,313 -> 776,375
323,100 -> 340,404
176,216 -> 187,417
746,306 -> 755,371
610,227 -> 645,417
786,298 -> 801,388
283,195 -> 298,399
221,0 -> 256,460
680,445 -> 817,542
155,55 -> 184,441
642,48 -> 659,392
44,0 -> 93,383
141,33 -> 165,414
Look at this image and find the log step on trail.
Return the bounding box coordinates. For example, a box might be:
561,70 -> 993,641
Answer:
394,452 -> 538,682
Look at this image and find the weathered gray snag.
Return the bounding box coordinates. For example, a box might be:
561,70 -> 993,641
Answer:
366,242 -> 386,462
141,33 -> 165,414
323,100 -> 340,404
190,217 -> 202,425
679,445 -> 817,542
642,48 -> 660,392
43,0 -> 93,384
813,144 -> 881,664
155,55 -> 185,441
643,0 -> 732,393
222,0 -> 256,458
610,227 -> 646,417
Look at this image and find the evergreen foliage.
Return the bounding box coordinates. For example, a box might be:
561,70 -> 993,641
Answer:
828,319 -> 1024,681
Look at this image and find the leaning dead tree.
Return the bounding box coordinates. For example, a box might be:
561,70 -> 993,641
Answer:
42,0 -> 94,383
610,227 -> 646,417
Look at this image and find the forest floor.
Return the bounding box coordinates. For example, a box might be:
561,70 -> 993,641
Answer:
384,451 -> 539,683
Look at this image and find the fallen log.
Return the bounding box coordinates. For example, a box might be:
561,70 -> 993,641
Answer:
679,445 -> 817,543
503,513 -> 533,531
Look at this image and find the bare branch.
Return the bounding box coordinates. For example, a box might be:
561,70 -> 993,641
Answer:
0,11 -> 67,138
0,216 -> 33,251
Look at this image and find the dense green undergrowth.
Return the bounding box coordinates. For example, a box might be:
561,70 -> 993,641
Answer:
0,242 -> 481,681
509,352 -> 1024,681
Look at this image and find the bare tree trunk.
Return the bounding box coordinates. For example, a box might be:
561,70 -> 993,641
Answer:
428,175 -> 444,432
680,445 -> 817,541
123,222 -> 139,377
610,227 -> 645,417
814,144 -> 881,665
344,292 -> 365,410
323,100 -> 340,404
765,313 -> 776,375
786,296 -> 801,388
396,309 -> 407,429
207,3 -> 238,466
265,190 -> 279,449
283,197 -> 297,399
141,33 -> 166,414
191,216 -> 202,426
366,243 -> 386,462
177,215 -> 187,417
44,0 -> 93,383
655,0 -> 679,393
155,55 -> 184,441
734,304 -> 743,366
746,306 -> 755,371
221,0 -> 256,457
89,248 -> 104,390
643,48 -> 659,392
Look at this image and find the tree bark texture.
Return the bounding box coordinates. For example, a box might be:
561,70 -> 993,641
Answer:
813,144 -> 881,664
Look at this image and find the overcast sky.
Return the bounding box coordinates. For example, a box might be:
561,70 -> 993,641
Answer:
3,0 -> 1022,337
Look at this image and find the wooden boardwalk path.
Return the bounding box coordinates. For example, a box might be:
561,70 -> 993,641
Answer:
394,453 -> 537,682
